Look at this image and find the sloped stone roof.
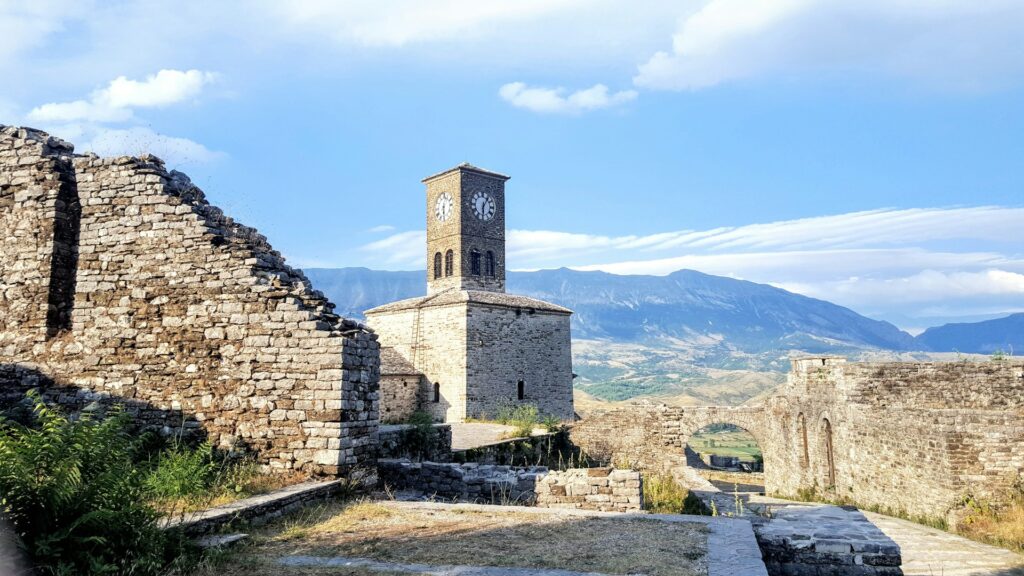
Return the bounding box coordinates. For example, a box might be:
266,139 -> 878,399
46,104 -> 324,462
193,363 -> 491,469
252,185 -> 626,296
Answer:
379,347 -> 421,376
364,289 -> 572,316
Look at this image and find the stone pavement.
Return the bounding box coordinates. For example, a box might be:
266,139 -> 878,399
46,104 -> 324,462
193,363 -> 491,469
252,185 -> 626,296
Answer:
450,422 -> 547,450
863,511 -> 1024,576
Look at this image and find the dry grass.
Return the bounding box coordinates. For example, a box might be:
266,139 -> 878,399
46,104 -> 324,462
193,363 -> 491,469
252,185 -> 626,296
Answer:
958,484 -> 1024,553
153,469 -> 309,515
201,500 -> 709,576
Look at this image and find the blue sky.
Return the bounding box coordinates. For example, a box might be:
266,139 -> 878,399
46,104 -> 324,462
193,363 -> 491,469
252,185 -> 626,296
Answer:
2,0 -> 1023,332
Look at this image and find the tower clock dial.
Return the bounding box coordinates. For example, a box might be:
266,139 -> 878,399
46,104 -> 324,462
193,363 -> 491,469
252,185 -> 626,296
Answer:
470,191 -> 496,221
434,192 -> 453,222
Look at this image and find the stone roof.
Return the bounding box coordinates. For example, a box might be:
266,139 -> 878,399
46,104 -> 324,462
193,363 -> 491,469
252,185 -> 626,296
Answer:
421,162 -> 511,183
379,347 -> 421,376
365,289 -> 572,316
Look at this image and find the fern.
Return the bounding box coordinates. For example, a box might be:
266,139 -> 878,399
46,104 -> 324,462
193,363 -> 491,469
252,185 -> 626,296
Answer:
0,391 -> 181,575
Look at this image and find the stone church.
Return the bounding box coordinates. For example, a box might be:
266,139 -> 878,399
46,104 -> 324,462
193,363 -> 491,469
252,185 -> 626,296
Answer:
365,164 -> 575,423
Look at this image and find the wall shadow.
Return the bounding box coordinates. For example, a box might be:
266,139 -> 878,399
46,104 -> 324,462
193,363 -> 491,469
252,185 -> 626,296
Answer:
0,363 -> 206,444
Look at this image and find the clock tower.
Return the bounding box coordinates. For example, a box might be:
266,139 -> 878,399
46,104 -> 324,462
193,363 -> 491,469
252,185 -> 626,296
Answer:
424,163 -> 508,295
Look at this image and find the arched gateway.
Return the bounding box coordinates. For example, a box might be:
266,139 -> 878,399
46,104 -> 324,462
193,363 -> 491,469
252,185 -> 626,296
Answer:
571,356 -> 1024,523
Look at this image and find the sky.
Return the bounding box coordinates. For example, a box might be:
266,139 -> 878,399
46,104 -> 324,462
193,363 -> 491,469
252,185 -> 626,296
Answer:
2,0 -> 1023,332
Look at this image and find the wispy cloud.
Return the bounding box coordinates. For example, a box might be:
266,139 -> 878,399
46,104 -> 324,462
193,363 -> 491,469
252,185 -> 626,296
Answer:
369,224 -> 397,233
359,230 -> 426,266
635,0 -> 1024,91
499,82 -> 637,115
361,205 -> 1024,326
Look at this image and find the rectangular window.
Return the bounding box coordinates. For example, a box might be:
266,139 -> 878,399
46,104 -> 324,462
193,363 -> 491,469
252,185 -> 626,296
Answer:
517,380 -> 525,400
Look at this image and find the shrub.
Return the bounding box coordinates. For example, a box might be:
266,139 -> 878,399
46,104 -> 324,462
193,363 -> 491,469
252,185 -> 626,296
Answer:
643,474 -> 708,515
496,404 -> 539,438
0,392 -> 182,575
540,415 -> 562,433
145,442 -> 215,502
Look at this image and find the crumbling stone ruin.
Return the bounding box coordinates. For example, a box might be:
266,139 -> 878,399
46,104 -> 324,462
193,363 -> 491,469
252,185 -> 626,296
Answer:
573,357 -> 1024,524
0,126 -> 379,474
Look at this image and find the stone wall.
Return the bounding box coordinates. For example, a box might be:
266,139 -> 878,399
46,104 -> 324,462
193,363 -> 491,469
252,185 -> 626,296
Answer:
534,467 -> 643,512
573,357 -> 1024,522
377,460 -> 642,512
367,303 -> 466,421
0,126 -> 380,474
379,374 -> 424,423
377,424 -> 453,462
465,303 -> 574,420
367,295 -> 574,422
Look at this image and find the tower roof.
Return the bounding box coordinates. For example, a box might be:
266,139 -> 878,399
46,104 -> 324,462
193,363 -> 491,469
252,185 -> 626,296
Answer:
421,162 -> 510,183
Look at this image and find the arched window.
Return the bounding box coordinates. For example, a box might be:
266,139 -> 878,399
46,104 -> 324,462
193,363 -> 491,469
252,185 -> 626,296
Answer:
444,250 -> 454,277
822,418 -> 836,488
470,250 -> 481,276
485,251 -> 495,277
517,380 -> 525,400
798,413 -> 809,468
433,252 -> 442,279
433,382 -> 441,403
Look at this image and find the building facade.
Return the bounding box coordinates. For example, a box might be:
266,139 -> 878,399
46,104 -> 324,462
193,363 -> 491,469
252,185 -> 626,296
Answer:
366,164 -> 575,423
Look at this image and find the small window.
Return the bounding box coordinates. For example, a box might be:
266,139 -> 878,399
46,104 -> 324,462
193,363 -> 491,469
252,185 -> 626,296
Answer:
470,250 -> 481,276
517,380 -> 525,401
433,382 -> 441,403
444,250 -> 454,277
433,252 -> 442,279
485,251 -> 495,277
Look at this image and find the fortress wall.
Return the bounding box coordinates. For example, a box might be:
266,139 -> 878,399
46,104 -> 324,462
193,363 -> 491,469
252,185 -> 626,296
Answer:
0,127 -> 78,344
771,358 -> 1024,521
0,126 -> 379,474
465,304 -> 574,420
575,358 -> 1022,522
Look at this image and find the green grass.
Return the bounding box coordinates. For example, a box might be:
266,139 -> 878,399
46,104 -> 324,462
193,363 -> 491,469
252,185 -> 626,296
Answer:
688,428 -> 762,462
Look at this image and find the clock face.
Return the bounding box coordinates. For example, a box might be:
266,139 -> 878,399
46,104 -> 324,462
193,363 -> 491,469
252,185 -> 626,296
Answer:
471,191 -> 496,221
434,192 -> 453,222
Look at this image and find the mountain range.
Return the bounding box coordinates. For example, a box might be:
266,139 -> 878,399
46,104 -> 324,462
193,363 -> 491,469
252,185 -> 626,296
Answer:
304,267 -> 1020,404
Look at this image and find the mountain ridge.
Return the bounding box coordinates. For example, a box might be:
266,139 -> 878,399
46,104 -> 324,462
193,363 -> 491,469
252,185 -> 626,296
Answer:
305,266 -> 917,353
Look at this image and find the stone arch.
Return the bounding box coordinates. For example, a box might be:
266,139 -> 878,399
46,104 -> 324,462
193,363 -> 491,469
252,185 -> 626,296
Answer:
820,416 -> 836,489
797,412 -> 810,469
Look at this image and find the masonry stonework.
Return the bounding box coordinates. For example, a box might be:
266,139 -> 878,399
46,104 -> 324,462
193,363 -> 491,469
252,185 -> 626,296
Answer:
367,164 -> 574,423
572,357 -> 1024,523
0,126 -> 380,474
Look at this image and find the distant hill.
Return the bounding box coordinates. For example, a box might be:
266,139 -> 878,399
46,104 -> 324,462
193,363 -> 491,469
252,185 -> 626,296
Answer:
306,267 -> 916,352
915,313 -> 1024,354
304,266 -> 925,404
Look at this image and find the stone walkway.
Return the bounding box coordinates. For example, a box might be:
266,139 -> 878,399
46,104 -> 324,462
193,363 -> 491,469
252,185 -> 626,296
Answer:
450,423 -> 547,450
863,511 -> 1024,576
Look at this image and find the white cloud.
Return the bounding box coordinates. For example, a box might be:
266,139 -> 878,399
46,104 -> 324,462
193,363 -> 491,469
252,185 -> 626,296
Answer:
775,269 -> 1024,305
269,0 -> 592,47
369,225 -> 397,233
79,127 -> 224,166
28,69 -> 216,123
635,0 -> 1024,91
499,82 -> 637,114
359,230 -> 426,266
